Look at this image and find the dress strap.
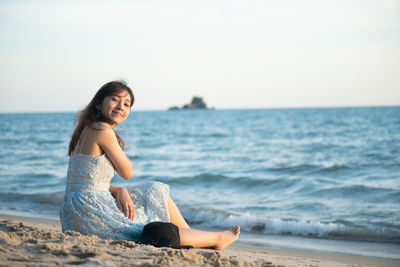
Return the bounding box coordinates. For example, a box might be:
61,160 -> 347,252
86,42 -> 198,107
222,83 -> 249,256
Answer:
73,128 -> 88,155
78,129 -> 89,154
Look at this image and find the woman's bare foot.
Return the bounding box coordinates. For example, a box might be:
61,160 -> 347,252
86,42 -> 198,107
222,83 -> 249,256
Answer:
215,225 -> 240,250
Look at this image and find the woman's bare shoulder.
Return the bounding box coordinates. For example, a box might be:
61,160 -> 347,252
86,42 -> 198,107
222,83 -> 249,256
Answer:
91,122 -> 113,130
84,123 -> 114,143
89,123 -> 117,144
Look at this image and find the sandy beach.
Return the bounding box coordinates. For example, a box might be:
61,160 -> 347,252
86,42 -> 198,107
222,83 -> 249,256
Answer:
0,215 -> 398,267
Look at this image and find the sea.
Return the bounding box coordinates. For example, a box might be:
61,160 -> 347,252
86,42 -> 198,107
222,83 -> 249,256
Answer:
0,107 -> 399,259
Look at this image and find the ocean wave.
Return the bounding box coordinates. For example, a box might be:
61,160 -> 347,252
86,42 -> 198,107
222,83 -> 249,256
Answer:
310,185 -> 395,201
0,138 -> 22,145
157,172 -> 385,196
182,206 -> 341,236
180,206 -> 400,243
177,132 -> 229,138
266,163 -> 356,175
0,191 -> 63,206
37,139 -> 64,145
313,164 -> 353,174
266,164 -> 318,174
158,173 -> 301,191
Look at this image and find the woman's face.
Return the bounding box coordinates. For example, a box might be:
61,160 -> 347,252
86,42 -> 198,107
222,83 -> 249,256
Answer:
99,90 -> 132,127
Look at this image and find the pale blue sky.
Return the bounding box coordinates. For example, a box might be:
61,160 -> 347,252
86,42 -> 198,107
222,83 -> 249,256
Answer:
1,0 -> 399,112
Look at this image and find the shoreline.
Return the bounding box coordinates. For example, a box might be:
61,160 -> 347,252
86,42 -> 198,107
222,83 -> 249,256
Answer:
1,214 -> 399,267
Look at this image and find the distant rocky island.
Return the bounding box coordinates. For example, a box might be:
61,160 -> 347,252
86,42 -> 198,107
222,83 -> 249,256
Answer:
168,97 -> 212,110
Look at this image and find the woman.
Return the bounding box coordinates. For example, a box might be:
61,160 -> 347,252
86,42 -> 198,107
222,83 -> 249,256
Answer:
60,81 -> 240,249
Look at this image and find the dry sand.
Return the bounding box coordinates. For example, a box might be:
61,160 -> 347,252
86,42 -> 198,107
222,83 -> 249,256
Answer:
0,215 -> 398,267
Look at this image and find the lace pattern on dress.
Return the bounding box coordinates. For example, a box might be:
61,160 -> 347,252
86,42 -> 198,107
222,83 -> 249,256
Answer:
60,152 -> 170,241
66,154 -> 114,191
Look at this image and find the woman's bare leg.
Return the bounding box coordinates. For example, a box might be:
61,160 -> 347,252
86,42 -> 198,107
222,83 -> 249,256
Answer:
167,195 -> 240,249
167,195 -> 190,229
179,226 -> 240,250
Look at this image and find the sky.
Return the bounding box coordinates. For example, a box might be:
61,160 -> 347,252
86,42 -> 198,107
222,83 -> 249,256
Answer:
0,0 -> 399,112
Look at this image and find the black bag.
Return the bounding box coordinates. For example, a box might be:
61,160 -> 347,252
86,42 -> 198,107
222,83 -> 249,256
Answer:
139,222 -> 192,249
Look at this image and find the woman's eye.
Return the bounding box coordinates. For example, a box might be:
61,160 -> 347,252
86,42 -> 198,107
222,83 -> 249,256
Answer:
124,103 -> 129,107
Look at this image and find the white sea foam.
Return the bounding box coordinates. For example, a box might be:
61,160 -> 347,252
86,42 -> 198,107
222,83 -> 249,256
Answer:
182,208 -> 342,237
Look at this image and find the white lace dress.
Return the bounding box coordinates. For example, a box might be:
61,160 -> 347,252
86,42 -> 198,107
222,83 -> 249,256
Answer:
59,153 -> 170,241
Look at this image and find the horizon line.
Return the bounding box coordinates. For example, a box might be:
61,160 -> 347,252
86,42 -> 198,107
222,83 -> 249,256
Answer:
0,104 -> 399,115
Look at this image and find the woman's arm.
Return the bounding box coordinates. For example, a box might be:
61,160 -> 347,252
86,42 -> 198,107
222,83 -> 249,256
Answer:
110,185 -> 136,220
96,126 -> 133,179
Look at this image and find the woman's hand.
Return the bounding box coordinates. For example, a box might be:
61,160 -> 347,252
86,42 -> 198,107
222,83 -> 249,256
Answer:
110,186 -> 136,220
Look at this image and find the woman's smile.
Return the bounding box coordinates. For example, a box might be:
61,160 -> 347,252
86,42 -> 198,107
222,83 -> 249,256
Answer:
112,110 -> 124,117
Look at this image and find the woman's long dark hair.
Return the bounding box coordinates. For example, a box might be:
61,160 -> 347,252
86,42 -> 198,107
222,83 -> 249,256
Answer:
68,81 -> 134,156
